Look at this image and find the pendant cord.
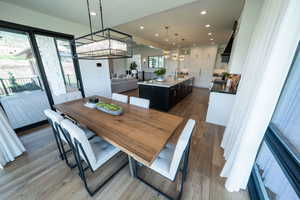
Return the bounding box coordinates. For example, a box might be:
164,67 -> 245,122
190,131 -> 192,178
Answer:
99,0 -> 104,30
86,0 -> 93,40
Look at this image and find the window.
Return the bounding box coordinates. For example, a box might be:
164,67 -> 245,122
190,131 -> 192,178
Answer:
148,56 -> 164,68
248,43 -> 300,200
56,39 -> 79,92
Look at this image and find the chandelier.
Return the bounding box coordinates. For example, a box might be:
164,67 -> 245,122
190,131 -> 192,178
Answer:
72,0 -> 133,59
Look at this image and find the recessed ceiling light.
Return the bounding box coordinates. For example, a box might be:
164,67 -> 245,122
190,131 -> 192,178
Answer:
201,10 -> 207,15
140,26 -> 144,30
208,32 -> 212,36
210,38 -> 214,41
205,24 -> 211,28
165,38 -> 169,42
90,12 -> 96,16
155,33 -> 159,37
172,42 -> 176,46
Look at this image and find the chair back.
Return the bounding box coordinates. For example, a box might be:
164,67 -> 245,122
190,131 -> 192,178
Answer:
44,109 -> 65,140
60,119 -> 96,166
169,119 -> 195,177
44,109 -> 63,130
130,96 -> 150,109
112,93 -> 128,103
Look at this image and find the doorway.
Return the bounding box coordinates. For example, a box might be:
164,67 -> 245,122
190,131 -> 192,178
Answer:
0,21 -> 84,131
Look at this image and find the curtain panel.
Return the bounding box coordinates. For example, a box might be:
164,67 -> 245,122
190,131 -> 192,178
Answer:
0,106 -> 25,169
220,0 -> 300,192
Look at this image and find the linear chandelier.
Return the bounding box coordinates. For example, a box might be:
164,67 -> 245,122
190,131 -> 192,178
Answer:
72,0 -> 133,59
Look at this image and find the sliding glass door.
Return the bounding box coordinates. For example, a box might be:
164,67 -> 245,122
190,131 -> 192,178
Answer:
35,35 -> 82,104
0,21 -> 84,131
248,43 -> 300,200
0,28 -> 51,129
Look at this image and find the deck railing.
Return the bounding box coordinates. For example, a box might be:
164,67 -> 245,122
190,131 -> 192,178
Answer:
0,77 -> 43,96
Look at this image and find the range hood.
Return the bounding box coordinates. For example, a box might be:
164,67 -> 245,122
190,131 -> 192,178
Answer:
221,21 -> 238,63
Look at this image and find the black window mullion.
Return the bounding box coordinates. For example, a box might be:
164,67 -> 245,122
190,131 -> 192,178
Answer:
70,39 -> 85,98
54,38 -> 67,87
248,164 -> 270,200
264,125 -> 300,198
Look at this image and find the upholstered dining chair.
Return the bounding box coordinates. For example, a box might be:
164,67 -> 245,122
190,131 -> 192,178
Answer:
112,93 -> 128,103
135,119 -> 196,200
129,96 -> 150,109
60,119 -> 127,196
44,109 -> 94,168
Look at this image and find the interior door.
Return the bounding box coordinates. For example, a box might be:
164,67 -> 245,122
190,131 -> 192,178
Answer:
35,35 -> 82,104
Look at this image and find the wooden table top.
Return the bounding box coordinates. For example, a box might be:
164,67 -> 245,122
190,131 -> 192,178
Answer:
54,96 -> 184,165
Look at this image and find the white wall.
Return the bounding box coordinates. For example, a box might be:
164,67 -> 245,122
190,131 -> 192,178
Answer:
228,0 -> 264,74
79,60 -> 112,98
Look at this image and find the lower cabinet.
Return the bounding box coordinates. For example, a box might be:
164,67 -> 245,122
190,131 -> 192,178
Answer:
139,78 -> 194,111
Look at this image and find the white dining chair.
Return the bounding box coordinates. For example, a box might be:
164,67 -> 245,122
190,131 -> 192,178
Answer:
44,109 -> 95,168
60,119 -> 127,196
44,109 -> 65,160
129,96 -> 150,109
112,93 -> 128,103
135,119 -> 196,200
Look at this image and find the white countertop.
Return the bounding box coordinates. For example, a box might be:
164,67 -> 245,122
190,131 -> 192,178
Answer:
138,76 -> 194,88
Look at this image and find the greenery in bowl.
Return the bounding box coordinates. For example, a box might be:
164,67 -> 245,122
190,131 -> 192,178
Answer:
154,68 -> 166,76
96,102 -> 121,111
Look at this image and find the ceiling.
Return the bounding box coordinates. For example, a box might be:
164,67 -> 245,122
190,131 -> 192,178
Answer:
116,0 -> 244,49
0,0 -> 198,28
1,0 -> 244,49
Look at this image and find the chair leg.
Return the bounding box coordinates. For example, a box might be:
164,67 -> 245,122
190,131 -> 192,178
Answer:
53,132 -> 64,160
72,145 -> 128,196
56,134 -> 77,169
136,165 -> 185,200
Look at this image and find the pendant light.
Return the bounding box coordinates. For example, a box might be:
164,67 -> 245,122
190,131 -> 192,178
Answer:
163,26 -> 170,59
179,38 -> 185,62
172,33 -> 179,61
73,0 -> 133,59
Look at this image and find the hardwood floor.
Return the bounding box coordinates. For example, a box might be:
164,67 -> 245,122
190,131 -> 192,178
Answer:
0,88 -> 250,200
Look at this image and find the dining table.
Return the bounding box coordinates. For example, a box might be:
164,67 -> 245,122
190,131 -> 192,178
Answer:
54,95 -> 184,177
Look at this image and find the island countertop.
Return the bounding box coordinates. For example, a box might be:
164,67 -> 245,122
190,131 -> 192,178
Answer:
137,76 -> 194,88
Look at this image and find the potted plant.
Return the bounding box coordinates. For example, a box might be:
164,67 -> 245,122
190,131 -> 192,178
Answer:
129,62 -> 138,78
154,67 -> 166,81
130,62 -> 137,71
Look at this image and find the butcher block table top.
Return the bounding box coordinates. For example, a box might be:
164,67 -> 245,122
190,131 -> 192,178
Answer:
54,96 -> 184,166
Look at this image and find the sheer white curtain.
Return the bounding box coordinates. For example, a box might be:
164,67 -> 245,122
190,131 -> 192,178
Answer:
0,106 -> 25,169
220,0 -> 300,192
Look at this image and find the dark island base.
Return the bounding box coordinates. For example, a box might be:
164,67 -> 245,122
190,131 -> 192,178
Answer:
139,78 -> 194,112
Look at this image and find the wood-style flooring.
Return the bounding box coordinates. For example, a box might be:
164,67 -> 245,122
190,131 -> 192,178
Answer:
0,88 -> 250,200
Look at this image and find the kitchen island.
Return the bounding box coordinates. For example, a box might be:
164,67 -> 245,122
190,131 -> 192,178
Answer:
138,77 -> 194,111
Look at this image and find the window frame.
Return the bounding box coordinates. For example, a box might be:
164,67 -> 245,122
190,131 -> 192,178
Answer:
148,55 -> 164,68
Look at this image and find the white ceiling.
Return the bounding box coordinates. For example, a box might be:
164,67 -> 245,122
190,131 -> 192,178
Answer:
1,0 -> 244,49
0,0 -> 198,28
116,0 -> 244,49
